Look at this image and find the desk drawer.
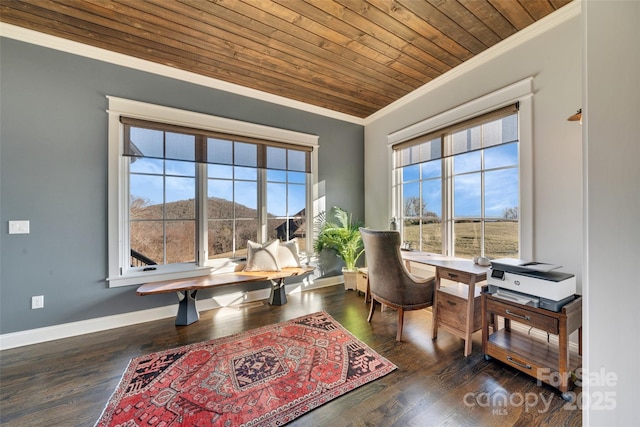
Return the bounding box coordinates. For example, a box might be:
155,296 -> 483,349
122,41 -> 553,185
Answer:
439,268 -> 473,284
486,341 -> 548,379
437,289 -> 481,333
486,299 -> 558,334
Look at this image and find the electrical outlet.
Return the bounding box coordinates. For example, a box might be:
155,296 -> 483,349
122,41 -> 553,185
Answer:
31,295 -> 44,309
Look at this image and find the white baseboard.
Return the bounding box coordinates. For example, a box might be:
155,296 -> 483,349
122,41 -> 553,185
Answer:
0,276 -> 342,350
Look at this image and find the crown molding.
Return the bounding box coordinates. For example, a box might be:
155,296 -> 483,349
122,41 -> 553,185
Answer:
364,0 -> 581,125
0,22 -> 365,126
0,1 -> 579,128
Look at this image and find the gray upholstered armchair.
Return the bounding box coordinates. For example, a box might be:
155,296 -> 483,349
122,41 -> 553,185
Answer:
360,228 -> 436,341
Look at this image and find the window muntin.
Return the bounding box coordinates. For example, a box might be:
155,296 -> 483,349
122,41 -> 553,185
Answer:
266,147 -> 308,249
128,128 -> 197,266
129,162 -> 197,265
206,139 -> 259,259
401,160 -> 442,253
267,171 -> 307,247
125,121 -> 311,268
394,108 -> 519,259
108,97 -> 318,287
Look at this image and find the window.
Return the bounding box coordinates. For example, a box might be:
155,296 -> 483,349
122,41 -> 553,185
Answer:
205,138 -> 259,260
108,97 -> 318,287
127,126 -> 197,265
392,104 -> 521,259
450,111 -> 519,259
396,136 -> 443,253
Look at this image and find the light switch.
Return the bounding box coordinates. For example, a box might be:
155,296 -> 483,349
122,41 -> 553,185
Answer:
8,220 -> 30,234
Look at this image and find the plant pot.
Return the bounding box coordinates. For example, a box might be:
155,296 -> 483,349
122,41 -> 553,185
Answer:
342,267 -> 358,291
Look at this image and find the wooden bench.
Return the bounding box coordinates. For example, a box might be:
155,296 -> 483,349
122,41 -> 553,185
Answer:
137,267 -> 314,326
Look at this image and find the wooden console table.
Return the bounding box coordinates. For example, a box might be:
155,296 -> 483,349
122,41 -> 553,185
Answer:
403,252 -> 488,357
481,292 -> 582,400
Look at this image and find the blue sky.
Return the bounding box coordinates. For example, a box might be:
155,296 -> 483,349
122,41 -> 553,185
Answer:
129,126 -> 517,220
402,142 -> 519,219
130,159 -> 306,217
129,128 -> 307,217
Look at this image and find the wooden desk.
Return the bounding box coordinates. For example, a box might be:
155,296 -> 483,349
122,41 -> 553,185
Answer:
403,252 -> 488,357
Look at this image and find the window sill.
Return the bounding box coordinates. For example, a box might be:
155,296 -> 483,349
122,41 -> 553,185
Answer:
108,258 -> 253,288
107,266 -> 215,288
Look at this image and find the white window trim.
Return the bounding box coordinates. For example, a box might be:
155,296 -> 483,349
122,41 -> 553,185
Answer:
387,77 -> 533,259
106,96 -> 319,287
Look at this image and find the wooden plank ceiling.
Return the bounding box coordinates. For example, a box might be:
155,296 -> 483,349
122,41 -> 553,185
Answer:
0,0 -> 572,118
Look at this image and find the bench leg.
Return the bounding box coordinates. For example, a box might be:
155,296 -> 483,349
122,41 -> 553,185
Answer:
176,290 -> 200,326
268,278 -> 287,306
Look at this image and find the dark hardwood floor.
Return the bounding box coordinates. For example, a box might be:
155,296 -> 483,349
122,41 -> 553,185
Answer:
0,285 -> 581,426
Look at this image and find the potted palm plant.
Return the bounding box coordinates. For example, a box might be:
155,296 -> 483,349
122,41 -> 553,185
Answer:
313,206 -> 365,290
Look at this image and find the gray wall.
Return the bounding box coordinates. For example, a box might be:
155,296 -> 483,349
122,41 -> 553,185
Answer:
365,10 -> 583,288
0,38 -> 364,334
584,1 -> 640,425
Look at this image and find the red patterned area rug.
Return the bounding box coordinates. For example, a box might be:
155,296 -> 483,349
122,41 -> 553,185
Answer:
96,311 -> 396,426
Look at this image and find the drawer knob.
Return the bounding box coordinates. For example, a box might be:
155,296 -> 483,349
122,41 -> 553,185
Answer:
505,309 -> 531,321
447,300 -> 457,306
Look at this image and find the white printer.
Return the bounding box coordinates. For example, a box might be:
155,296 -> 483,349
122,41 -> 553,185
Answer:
487,258 -> 577,312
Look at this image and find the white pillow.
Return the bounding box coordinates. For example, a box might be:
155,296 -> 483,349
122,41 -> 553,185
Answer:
278,239 -> 301,268
244,240 -> 281,272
